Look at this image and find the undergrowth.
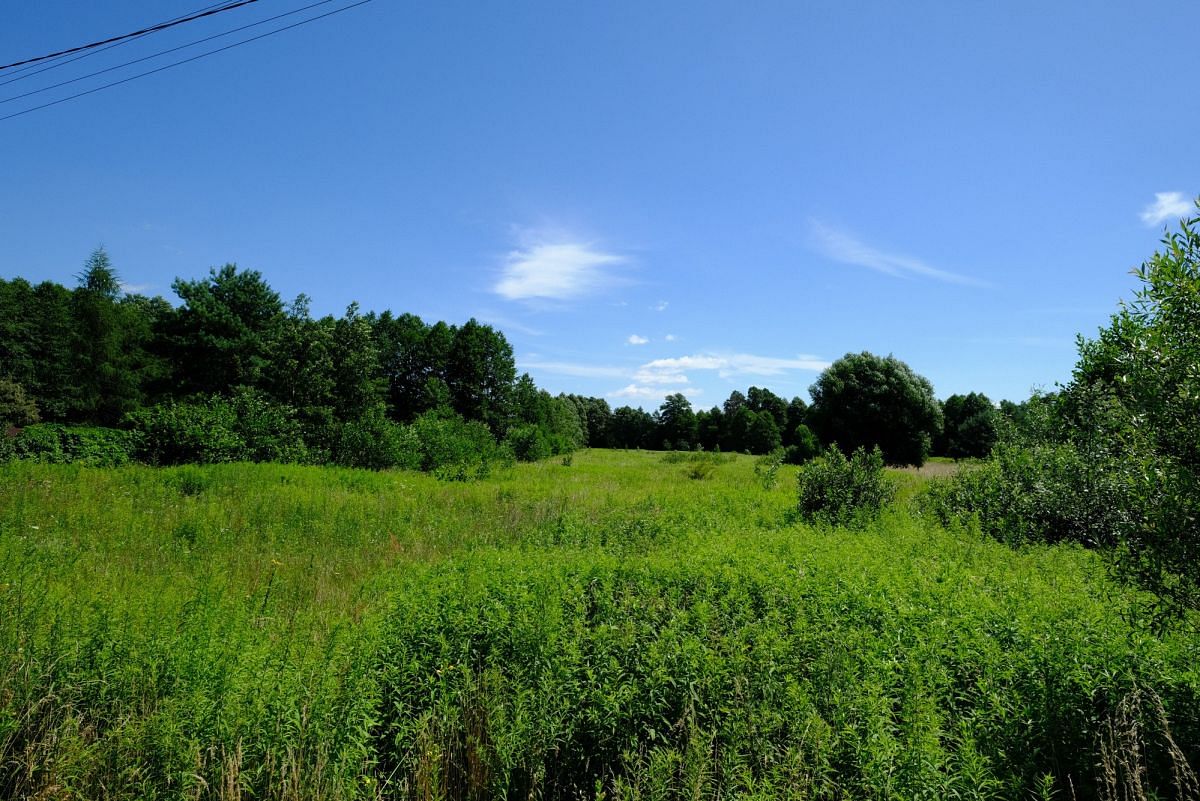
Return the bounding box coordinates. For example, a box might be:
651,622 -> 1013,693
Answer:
0,452 -> 1197,799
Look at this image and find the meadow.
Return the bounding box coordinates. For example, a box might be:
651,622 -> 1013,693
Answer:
1,451 -> 1197,800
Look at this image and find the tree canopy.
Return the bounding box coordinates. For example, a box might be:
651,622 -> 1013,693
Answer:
807,352 -> 942,466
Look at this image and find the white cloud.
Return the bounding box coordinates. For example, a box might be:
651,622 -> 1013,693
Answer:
808,220 -> 989,287
638,352 -> 830,382
476,313 -> 543,337
524,350 -> 829,403
633,369 -> 689,385
627,334 -> 649,345
664,334 -> 677,342
119,281 -> 152,294
1140,192 -> 1192,226
609,384 -> 702,401
494,241 -> 627,301
518,360 -> 627,379
653,300 -> 669,311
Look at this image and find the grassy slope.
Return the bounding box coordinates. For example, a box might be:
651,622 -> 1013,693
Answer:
0,452 -> 1197,799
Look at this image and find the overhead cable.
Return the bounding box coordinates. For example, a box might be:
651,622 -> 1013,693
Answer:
0,1 -> 239,87
1,0 -> 341,105
0,0 -> 374,124
0,0 -> 261,72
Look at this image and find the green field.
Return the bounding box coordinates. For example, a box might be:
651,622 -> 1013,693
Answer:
2,451 -> 1198,799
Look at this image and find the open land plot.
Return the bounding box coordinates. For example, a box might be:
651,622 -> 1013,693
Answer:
1,450 -> 1197,799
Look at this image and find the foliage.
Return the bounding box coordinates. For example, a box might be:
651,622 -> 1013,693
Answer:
326,405 -> 420,470
916,442 -> 1132,547
444,318 -> 517,433
410,410 -> 512,480
808,351 -> 943,466
505,422 -> 553,462
330,302 -> 387,421
0,255 -> 597,474
753,447 -> 785,488
611,405 -> 656,449
0,378 -> 39,428
656,392 -> 698,450
938,391 -> 999,459
784,422 -> 821,464
0,423 -> 135,466
165,263 -> 286,395
226,387 -> 309,463
1063,203 -> 1200,616
924,205 -> 1200,620
1,453 -> 1198,799
795,445 -> 895,526
125,397 -> 246,465
126,392 -> 307,465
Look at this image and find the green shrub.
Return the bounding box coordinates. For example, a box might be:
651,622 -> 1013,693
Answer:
505,423 -> 553,462
2,424 -> 135,466
753,447 -> 785,489
327,407 -> 421,470
784,423 -> 820,464
226,388 -> 308,464
916,443 -> 1132,547
126,398 -> 246,465
0,377 -> 39,428
411,411 -> 512,480
127,393 -> 308,466
795,445 -> 894,526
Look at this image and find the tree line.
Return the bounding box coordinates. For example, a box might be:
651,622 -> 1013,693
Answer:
0,248 -> 1008,471
0,251 -> 600,471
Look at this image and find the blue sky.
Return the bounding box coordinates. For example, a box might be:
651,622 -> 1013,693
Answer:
2,1 -> 1197,409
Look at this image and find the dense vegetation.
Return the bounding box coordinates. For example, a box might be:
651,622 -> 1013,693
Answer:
1,249 -> 995,470
3,204 -> 1199,799
2,451 -> 1197,799
921,204 -> 1200,619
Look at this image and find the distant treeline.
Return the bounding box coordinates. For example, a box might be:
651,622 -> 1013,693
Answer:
0,249 -> 1007,471
0,250 -> 596,472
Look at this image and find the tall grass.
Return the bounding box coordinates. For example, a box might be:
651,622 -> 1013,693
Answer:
1,453 -> 1197,798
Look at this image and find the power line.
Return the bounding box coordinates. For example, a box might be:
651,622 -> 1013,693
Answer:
0,0 -> 260,72
0,1 -> 239,87
0,0 -> 374,124
1,0 -> 342,106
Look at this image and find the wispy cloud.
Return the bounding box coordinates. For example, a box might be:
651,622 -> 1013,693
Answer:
522,349 -> 828,404
808,220 -> 989,287
652,300 -> 669,312
627,334 -> 649,345
637,352 -> 830,382
494,238 -> 628,301
119,281 -> 153,294
609,384 -> 702,401
664,334 -> 677,342
476,313 -> 544,337
1140,192 -> 1192,226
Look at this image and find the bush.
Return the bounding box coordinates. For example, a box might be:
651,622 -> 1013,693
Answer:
0,424 -> 135,466
225,388 -> 309,464
795,445 -> 894,526
126,399 -> 245,465
784,424 -> 820,464
505,423 -> 553,462
916,443 -> 1132,548
411,411 -> 513,480
0,378 -> 39,428
326,407 -> 421,470
1061,203 -> 1200,617
127,393 -> 308,466
753,447 -> 785,489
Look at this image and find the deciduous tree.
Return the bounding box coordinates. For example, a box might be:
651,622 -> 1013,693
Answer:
807,352 -> 942,466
